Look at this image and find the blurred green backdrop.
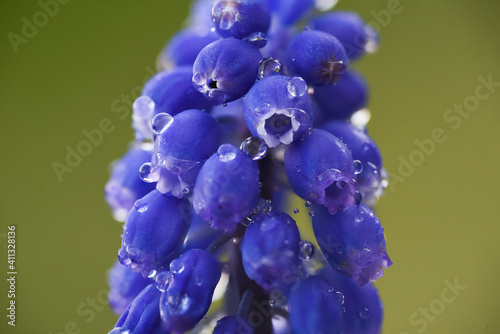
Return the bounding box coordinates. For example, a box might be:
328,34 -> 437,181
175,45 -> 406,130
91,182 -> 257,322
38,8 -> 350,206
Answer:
1,0 -> 499,333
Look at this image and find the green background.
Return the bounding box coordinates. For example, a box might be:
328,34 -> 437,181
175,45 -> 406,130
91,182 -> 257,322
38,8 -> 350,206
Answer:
1,0 -> 499,333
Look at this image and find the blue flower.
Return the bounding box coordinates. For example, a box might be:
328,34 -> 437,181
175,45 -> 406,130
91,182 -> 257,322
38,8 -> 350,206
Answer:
118,190 -> 191,276
109,284 -> 166,334
105,1 -> 394,332
312,204 -> 392,285
241,210 -> 301,292
146,108 -> 221,197
288,276 -> 344,334
285,129 -> 357,214
159,249 -> 221,333
244,75 -> 313,147
192,144 -> 260,231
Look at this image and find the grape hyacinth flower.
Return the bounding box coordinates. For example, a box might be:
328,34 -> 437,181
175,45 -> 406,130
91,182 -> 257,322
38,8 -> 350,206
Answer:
244,75 -> 314,147
312,204 -> 392,286
104,1 -> 394,332
143,108 -> 221,197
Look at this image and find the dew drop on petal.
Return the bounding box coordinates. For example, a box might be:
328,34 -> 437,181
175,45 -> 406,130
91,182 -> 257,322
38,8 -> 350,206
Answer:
359,307 -> 370,319
255,103 -> 272,116
309,210 -> 315,217
148,270 -> 157,278
170,259 -> 185,274
258,57 -> 282,79
336,291 -> 345,305
299,241 -> 315,260
151,113 -> 174,134
240,137 -> 268,160
139,163 -> 157,183
355,210 -> 365,222
244,32 -> 268,48
305,201 -> 312,208
217,144 -> 238,162
287,77 -> 307,97
354,160 -> 363,174
155,271 -> 173,292
293,208 -> 300,214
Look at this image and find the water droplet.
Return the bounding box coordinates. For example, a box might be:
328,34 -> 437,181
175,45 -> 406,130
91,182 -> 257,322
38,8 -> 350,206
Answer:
244,32 -> 268,48
354,160 -> 363,174
139,163 -> 157,183
293,208 -> 300,214
182,187 -> 190,194
212,1 -> 240,30
287,77 -> 307,97
148,270 -> 157,278
359,308 -> 370,319
170,259 -> 185,274
314,0 -> 338,11
240,137 -> 268,160
309,210 -> 315,217
299,241 -> 315,260
155,271 -> 173,292
355,210 -> 365,222
255,103 -> 271,116
217,144 -> 238,162
336,291 -> 345,305
258,57 -> 281,79
336,181 -> 347,189
151,113 -> 174,135
305,201 -> 312,208
133,96 -> 155,117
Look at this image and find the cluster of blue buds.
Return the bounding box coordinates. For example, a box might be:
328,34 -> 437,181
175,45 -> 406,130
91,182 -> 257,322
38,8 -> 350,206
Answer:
104,0 -> 392,333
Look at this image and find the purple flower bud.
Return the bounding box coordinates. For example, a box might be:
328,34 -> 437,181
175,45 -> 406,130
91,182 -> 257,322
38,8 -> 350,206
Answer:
321,266 -> 383,334
118,190 -> 191,276
286,30 -> 348,86
322,121 -> 384,207
244,75 -> 313,147
193,144 -> 260,231
193,38 -> 262,105
241,210 -> 301,291
160,249 -> 221,333
288,276 -> 344,334
312,204 -> 392,285
146,109 -> 221,197
110,284 -> 165,334
284,129 -> 357,214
